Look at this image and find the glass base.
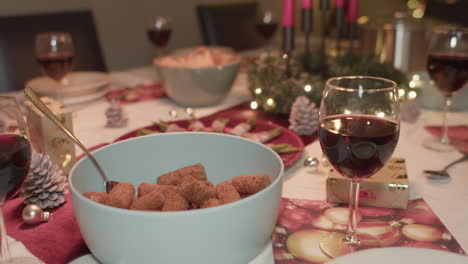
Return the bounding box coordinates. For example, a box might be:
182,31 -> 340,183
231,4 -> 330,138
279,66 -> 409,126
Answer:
319,232 -> 358,258
423,137 -> 455,152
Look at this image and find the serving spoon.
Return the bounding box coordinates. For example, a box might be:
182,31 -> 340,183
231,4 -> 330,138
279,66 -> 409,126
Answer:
424,154 -> 468,179
24,87 -> 113,193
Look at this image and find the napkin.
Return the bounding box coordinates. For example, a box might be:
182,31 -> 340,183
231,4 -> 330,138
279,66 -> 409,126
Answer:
4,193 -> 89,264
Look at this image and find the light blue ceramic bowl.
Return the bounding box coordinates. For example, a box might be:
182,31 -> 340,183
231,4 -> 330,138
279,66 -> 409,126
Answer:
156,47 -> 240,107
69,132 -> 283,264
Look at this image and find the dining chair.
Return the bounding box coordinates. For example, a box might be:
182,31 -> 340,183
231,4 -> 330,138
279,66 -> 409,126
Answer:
0,10 -> 107,93
196,1 -> 264,51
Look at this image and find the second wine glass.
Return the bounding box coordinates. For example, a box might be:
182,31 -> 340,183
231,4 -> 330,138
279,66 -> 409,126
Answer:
318,76 -> 400,258
423,25 -> 468,152
35,32 -> 74,85
255,10 -> 278,53
147,16 -> 172,57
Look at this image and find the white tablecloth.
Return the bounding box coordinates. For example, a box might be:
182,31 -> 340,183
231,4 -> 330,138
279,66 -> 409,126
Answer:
11,67 -> 468,263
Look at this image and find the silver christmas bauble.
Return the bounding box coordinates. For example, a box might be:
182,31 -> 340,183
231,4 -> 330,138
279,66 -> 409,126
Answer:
304,156 -> 319,168
22,204 -> 50,225
168,109 -> 178,118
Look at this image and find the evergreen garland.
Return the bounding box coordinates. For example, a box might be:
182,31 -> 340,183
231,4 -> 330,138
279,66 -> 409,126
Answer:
327,53 -> 409,87
247,52 -> 411,115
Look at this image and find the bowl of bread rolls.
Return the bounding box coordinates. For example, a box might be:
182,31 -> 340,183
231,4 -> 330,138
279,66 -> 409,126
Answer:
154,46 -> 241,107
69,132 -> 283,264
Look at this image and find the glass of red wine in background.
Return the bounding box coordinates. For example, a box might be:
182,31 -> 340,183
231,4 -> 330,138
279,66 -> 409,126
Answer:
423,25 -> 468,152
255,10 -> 278,53
35,32 -> 74,86
0,96 -> 41,263
147,16 -> 172,57
318,76 -> 400,258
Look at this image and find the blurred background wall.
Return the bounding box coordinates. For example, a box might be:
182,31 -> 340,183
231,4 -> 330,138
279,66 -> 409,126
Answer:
1,0 -> 459,71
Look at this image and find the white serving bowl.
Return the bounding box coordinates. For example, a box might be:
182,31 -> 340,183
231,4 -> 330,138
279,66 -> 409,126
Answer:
69,132 -> 283,264
155,47 -> 240,107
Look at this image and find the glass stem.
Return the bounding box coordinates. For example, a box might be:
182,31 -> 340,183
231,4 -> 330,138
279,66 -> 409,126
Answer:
345,180 -> 360,245
0,201 -> 10,262
441,96 -> 452,145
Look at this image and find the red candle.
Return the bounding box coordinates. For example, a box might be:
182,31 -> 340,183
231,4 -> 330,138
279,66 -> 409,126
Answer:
334,0 -> 345,8
347,0 -> 360,22
282,0 -> 296,27
301,0 -> 313,9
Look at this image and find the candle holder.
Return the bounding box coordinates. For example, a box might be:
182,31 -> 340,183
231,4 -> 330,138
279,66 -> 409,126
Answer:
250,0 -> 412,116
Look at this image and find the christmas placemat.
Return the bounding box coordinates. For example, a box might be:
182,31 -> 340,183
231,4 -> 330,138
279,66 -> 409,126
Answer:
104,82 -> 165,104
273,198 -> 466,263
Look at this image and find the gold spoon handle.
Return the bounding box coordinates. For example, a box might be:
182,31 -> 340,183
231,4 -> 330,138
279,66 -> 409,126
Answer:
24,87 -> 111,192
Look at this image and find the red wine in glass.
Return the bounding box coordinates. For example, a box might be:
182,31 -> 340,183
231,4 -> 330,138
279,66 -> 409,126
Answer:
36,51 -> 74,82
147,28 -> 172,51
319,115 -> 399,180
255,23 -> 278,40
0,134 -> 31,200
427,52 -> 468,97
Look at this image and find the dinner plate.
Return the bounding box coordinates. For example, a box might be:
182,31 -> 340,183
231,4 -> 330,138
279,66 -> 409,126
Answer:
59,86 -> 108,106
113,117 -> 304,168
69,241 -> 274,264
26,71 -> 110,98
326,247 -> 468,264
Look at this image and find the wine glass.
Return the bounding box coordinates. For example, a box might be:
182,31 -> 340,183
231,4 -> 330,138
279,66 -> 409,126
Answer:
0,96 -> 41,263
35,32 -> 74,85
255,10 -> 278,53
423,25 -> 468,152
147,16 -> 172,57
318,76 -> 400,258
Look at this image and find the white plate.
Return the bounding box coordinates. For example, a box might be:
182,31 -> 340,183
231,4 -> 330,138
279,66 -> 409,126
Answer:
59,86 -> 108,106
326,247 -> 468,264
69,241 -> 274,264
26,71 -> 110,98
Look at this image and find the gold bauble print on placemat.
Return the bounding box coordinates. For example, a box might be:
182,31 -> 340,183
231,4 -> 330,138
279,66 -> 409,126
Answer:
286,229 -> 333,263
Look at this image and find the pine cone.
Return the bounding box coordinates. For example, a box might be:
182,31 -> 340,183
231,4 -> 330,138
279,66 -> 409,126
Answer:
21,153 -> 68,209
288,96 -> 319,135
105,102 -> 128,128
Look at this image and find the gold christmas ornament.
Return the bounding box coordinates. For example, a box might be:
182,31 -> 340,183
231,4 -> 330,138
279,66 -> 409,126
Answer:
22,204 -> 49,225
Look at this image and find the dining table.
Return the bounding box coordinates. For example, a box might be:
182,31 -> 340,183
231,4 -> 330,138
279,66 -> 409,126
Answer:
4,64 -> 468,264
